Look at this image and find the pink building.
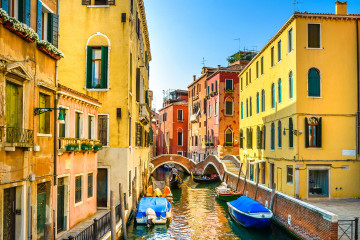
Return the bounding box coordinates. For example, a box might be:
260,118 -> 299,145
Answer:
54,84 -> 102,237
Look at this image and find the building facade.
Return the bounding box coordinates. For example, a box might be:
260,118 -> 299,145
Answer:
0,0 -> 62,238
58,0 -> 152,212
157,90 -> 188,156
238,1 -> 360,199
54,84 -> 101,237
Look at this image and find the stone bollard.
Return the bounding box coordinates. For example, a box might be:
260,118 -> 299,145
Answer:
44,222 -> 52,240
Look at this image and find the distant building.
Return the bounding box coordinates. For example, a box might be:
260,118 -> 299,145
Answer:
157,90 -> 188,156
150,110 -> 159,158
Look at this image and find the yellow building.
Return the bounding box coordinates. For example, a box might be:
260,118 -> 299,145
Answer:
239,1 -> 360,200
57,0 -> 151,217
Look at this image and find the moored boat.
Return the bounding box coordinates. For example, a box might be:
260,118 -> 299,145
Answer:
146,181 -> 173,202
191,172 -> 220,184
169,173 -> 183,189
215,183 -> 242,202
227,196 -> 273,228
135,197 -> 172,225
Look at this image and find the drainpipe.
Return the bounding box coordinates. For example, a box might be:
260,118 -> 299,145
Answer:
28,185 -> 31,240
54,0 -> 60,185
356,19 -> 359,160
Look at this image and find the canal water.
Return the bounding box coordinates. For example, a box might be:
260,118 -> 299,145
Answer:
127,168 -> 297,240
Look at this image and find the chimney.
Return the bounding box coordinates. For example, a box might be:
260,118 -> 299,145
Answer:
335,1 -> 347,15
193,75 -> 196,81
218,65 -> 221,69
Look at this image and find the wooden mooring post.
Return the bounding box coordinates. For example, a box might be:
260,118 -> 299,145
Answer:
242,163 -> 249,194
254,164 -> 260,200
119,183 -> 127,240
110,191 -> 116,240
132,179 -> 137,213
235,162 -> 243,192
270,183 -> 276,211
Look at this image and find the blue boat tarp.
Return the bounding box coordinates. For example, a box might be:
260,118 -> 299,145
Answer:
136,197 -> 171,218
229,196 -> 270,214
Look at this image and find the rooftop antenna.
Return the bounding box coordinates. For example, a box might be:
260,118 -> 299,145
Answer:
293,0 -> 303,12
201,57 -> 207,67
234,38 -> 241,55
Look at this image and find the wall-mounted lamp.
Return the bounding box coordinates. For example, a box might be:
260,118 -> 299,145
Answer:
34,107 -> 65,124
283,128 -> 302,136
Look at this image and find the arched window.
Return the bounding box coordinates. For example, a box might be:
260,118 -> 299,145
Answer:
225,129 -> 233,146
241,102 -> 243,119
246,99 -> 249,117
289,71 -> 293,99
278,79 -> 282,103
225,98 -> 233,115
256,92 -> 260,114
250,97 -> 252,116
289,118 -> 293,148
261,89 -> 265,112
308,68 -> 320,97
177,128 -> 183,146
270,122 -> 275,150
271,83 -> 275,108
278,120 -> 282,148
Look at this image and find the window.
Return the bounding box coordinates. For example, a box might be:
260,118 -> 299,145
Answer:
270,122 -> 275,150
215,81 -> 218,92
4,0 -> 30,26
261,56 -> 264,75
225,129 -> 233,146
214,100 -> 217,116
250,164 -> 254,181
39,93 -> 50,134
208,104 -> 211,117
249,97 -> 252,117
277,40 -> 281,62
239,129 -> 244,148
256,61 -> 259,78
256,92 -> 260,114
86,46 -> 108,89
130,0 -> 133,14
240,78 -> 243,91
271,83 -> 275,108
59,109 -> 68,138
88,173 -> 93,198
98,114 -> 108,146
308,68 -> 321,97
246,99 -> 248,117
278,120 -> 282,148
271,46 -> 275,67
287,166 -> 293,184
249,68 -> 251,84
262,125 -> 266,149
246,128 -> 253,149
289,71 -> 293,99
207,86 -> 210,95
289,118 -> 294,148
6,81 -> 22,129
75,176 -> 82,203
308,23 -> 321,48
88,115 -> 95,139
225,98 -> 233,116
177,109 -> 183,121
278,79 -> 282,103
177,151 -> 183,156
261,89 -> 265,112
246,72 -> 248,86
75,112 -> 83,139
95,0 -> 107,5
288,28 -> 293,53
305,117 -> 322,148
225,79 -> 233,91
37,3 -> 58,46
241,102 -> 243,119
177,130 -> 183,146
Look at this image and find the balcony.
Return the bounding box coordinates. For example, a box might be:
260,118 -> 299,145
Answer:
0,126 -> 34,150
139,103 -> 150,125
58,138 -> 102,155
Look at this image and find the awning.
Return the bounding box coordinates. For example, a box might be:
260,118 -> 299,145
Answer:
249,160 -> 266,165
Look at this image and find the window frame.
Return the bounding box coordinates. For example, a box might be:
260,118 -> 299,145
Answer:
261,89 -> 265,112
225,98 -> 234,116
286,165 -> 293,184
289,117 -> 294,148
98,113 -> 109,147
88,114 -> 95,140
256,61 -> 259,79
74,110 -> 84,139
87,172 -> 94,199
177,129 -> 183,146
58,105 -> 70,139
277,40 -> 282,62
278,120 -> 282,148
271,83 -> 275,109
271,46 -> 275,67
307,23 -> 322,49
261,56 -> 264,75
256,92 -> 260,114
75,174 -> 83,205
225,79 -> 233,91
38,92 -> 51,135
177,109 -> 183,122
278,79 -> 282,103
288,28 -> 293,53
225,128 -> 233,145
270,122 -> 275,150
307,68 -> 322,98
289,71 -> 294,99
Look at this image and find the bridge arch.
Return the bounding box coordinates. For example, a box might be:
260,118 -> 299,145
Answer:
202,162 -> 221,176
150,154 -> 196,175
151,161 -> 191,174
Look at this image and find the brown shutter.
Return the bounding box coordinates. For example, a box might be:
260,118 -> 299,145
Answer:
305,117 -> 309,148
82,0 -> 90,5
317,117 -> 322,147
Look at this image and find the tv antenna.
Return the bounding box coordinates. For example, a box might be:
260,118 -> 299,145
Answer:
293,0 -> 303,12
234,38 -> 241,54
201,57 -> 207,67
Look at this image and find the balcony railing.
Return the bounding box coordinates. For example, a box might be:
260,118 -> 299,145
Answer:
139,103 -> 150,125
0,126 -> 34,147
58,138 -> 102,153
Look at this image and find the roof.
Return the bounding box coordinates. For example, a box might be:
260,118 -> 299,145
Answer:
138,0 -> 151,60
206,63 -> 247,80
187,67 -> 217,88
58,84 -> 102,106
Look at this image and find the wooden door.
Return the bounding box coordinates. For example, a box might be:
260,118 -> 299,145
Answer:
57,178 -> 65,233
97,168 -> 108,208
37,184 -> 47,238
6,82 -> 19,128
277,168 -> 283,191
3,187 -> 16,240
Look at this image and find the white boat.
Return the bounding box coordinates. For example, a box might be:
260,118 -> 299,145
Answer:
135,197 -> 172,225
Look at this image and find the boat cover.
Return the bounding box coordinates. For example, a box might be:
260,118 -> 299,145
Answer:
229,196 -> 269,213
136,197 -> 171,218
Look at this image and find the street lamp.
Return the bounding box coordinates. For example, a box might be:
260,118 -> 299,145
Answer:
34,107 -> 65,124
283,128 -> 302,136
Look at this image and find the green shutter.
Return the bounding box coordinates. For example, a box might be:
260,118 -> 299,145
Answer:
2,0 -> 9,13
101,46 -> 108,89
86,46 -> 93,88
47,13 -> 53,43
308,68 -> 320,97
136,68 -> 140,102
51,14 -> 59,47
317,117 -> 322,147
39,94 -> 46,133
25,0 -> 31,26
36,1 -> 42,39
145,90 -> 149,105
305,117 -> 309,148
6,82 -> 19,128
289,118 -> 294,148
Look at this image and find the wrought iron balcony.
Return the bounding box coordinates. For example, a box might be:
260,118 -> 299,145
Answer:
139,103 -> 150,125
58,138 -> 102,154
3,127 -> 34,147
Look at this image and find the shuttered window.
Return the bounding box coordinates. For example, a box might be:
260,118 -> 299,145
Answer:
261,56 -> 264,75
6,82 -> 21,128
241,102 -> 243,119
225,99 -> 233,116
98,115 -> 108,146
39,93 -> 50,134
86,47 -> 108,89
2,0 -> 9,13
75,112 -> 82,139
177,131 -> 183,146
288,28 -> 293,53
75,176 -> 82,203
256,92 -> 259,114
289,118 -> 294,148
136,68 -> 140,102
225,79 -> 233,91
36,0 -> 42,39
239,130 -> 244,149
278,121 -> 282,148
59,109 -> 66,138
308,24 -> 321,48
271,83 -> 275,108
271,47 -> 275,67
277,40 -> 281,62
87,173 -> 93,198
289,71 -> 293,99
249,97 -> 252,117
256,61 -> 259,78
308,68 -> 321,97
278,79 -> 282,103
47,13 -> 59,47
270,123 -> 275,150
82,0 -> 115,5
136,122 -> 144,147
262,125 -> 266,150
261,89 -> 265,112
305,117 -> 322,148
225,129 -> 233,146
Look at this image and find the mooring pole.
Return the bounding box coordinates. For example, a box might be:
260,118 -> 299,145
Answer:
242,163 -> 249,194
355,217 -> 359,240
110,191 -> 116,240
235,163 -> 243,192
119,183 -> 127,240
270,183 -> 277,211
254,164 -> 260,200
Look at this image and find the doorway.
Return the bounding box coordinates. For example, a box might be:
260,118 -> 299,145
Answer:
308,169 -> 329,198
37,183 -> 47,240
97,168 -> 108,208
3,187 -> 16,240
57,178 -> 65,233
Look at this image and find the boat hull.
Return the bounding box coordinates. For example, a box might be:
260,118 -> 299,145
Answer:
170,181 -> 182,189
227,202 -> 271,229
193,177 -> 219,184
216,193 -> 242,202
136,210 -> 171,225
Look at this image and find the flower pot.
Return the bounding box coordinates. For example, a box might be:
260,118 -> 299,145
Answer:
37,45 -> 61,60
81,145 -> 88,151
94,145 -> 102,151
0,17 -> 4,24
3,21 -> 35,43
65,145 -> 74,151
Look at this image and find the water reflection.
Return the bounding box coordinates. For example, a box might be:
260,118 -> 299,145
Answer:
127,168 -> 296,240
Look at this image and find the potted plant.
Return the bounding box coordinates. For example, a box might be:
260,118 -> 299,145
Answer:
87,143 -> 93,150
225,89 -> 234,93
94,143 -> 103,151
81,143 -> 88,151
3,16 -> 39,43
37,40 -> 65,60
209,142 -> 214,146
65,143 -> 78,151
0,9 -> 10,24
225,142 -> 233,147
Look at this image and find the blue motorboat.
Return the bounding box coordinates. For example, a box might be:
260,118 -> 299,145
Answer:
136,197 -> 172,225
227,196 -> 273,229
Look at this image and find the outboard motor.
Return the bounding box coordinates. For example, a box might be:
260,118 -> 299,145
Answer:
146,208 -> 156,227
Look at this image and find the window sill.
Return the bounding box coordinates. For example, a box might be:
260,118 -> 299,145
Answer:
287,50 -> 293,55
307,147 -> 322,149
306,47 -> 323,50
87,196 -> 94,201
288,147 -> 294,149
307,96 -> 322,99
287,182 -> 294,185
86,88 -> 110,91
87,5 -> 110,8
37,133 -> 52,137
74,201 -> 83,207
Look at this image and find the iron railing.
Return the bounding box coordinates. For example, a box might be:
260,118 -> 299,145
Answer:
2,127 -> 34,145
65,204 -> 121,240
338,218 -> 359,240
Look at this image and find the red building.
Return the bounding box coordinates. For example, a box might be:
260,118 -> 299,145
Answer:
157,90 -> 188,156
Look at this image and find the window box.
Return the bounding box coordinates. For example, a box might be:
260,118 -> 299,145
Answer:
37,41 -> 64,60
3,21 -> 36,43
94,144 -> 103,151
225,142 -> 233,147
65,143 -> 78,151
225,89 -> 234,93
81,144 -> 88,151
205,142 -> 214,147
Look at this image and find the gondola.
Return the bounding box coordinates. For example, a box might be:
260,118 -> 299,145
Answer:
169,175 -> 182,189
215,183 -> 242,202
191,172 -> 220,184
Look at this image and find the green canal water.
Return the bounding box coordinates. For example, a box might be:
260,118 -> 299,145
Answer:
127,170 -> 297,240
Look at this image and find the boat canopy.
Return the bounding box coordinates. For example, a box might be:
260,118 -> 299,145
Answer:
136,197 -> 171,218
229,196 -> 270,213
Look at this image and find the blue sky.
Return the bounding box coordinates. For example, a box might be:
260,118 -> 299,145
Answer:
143,0 -> 360,110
